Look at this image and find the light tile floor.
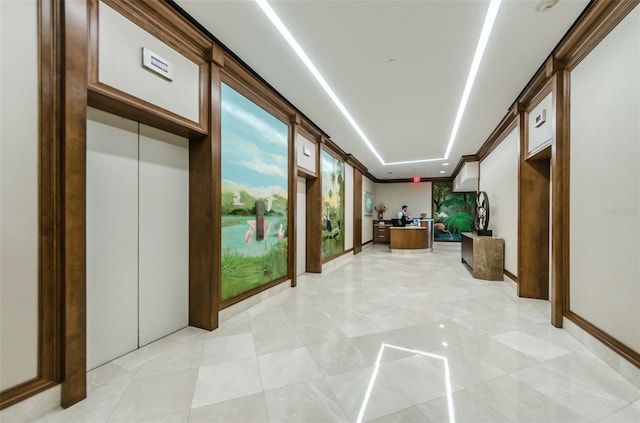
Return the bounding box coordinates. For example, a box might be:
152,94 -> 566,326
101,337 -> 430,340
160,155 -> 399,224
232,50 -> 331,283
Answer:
14,243 -> 640,422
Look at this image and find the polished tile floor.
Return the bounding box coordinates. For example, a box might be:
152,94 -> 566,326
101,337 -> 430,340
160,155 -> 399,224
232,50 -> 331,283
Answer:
22,244 -> 640,422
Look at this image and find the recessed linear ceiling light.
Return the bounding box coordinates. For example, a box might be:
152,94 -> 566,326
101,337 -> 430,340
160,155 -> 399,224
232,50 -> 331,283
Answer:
255,0 -> 501,167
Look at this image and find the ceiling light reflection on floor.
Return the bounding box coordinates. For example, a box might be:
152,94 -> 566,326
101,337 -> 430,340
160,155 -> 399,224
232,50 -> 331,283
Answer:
356,343 -> 455,423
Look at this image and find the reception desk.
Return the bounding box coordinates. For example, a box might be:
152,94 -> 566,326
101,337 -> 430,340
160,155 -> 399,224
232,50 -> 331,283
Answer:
389,226 -> 431,252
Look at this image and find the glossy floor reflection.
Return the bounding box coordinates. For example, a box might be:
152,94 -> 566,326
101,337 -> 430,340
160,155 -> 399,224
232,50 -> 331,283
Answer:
23,244 -> 640,422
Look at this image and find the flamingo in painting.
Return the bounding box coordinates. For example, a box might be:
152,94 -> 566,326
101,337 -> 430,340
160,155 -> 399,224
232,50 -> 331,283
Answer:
434,222 -> 453,239
245,227 -> 253,250
277,223 -> 284,241
247,220 -> 270,249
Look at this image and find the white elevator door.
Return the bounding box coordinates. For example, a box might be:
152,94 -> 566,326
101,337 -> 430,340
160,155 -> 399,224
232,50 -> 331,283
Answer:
138,124 -> 189,346
296,176 -> 306,276
87,109 -> 189,369
87,110 -> 139,370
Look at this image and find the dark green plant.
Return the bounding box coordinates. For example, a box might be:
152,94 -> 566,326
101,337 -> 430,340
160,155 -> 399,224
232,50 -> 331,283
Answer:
444,212 -> 474,234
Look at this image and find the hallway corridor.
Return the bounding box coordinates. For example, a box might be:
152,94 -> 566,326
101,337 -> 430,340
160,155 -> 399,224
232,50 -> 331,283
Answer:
8,243 -> 640,422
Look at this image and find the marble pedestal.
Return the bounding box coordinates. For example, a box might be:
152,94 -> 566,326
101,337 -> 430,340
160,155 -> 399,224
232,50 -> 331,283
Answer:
461,232 -> 504,281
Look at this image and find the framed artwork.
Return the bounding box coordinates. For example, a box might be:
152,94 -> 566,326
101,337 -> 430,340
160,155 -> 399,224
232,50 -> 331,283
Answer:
364,191 -> 373,216
321,150 -> 344,259
220,82 -> 289,302
432,181 -> 475,242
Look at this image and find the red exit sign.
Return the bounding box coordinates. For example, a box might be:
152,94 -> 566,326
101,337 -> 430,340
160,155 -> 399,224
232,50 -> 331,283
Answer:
413,176 -> 421,183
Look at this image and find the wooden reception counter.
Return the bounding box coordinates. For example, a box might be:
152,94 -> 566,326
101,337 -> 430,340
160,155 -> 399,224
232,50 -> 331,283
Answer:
389,227 -> 430,252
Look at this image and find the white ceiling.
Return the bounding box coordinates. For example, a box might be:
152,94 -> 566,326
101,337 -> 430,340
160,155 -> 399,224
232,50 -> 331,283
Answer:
174,0 -> 589,179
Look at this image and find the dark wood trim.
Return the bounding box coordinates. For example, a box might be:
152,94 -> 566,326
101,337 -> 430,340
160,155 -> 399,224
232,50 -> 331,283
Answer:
516,65 -> 551,111
87,83 -> 208,138
88,0 -> 99,87
353,169 -> 363,255
289,120 -> 297,287
565,311 -> 640,369
517,109 -> 550,300
555,0 -> 639,71
346,153 -> 369,177
188,60 -> 218,331
103,0 -> 211,62
527,143 -> 552,161
219,72 -> 293,130
362,239 -> 373,247
306,176 -> 322,273
297,167 -> 318,179
219,277 -> 290,310
220,57 -> 296,122
39,0 -> 63,389
504,269 -> 518,283
61,0 -> 88,408
551,69 -> 570,328
322,139 -> 348,162
296,115 -> 324,146
0,379 -> 58,411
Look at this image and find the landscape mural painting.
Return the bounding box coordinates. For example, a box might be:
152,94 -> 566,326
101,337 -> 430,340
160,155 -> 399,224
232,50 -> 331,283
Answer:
220,83 -> 288,302
321,151 -> 344,258
432,182 -> 476,241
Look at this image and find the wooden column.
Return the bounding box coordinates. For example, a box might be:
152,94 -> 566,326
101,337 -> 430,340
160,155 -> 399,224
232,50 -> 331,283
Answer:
517,111 -> 551,300
61,0 -> 88,408
189,55 -> 221,331
551,69 -> 570,328
305,176 -> 322,273
353,169 -> 363,254
289,118 -> 298,287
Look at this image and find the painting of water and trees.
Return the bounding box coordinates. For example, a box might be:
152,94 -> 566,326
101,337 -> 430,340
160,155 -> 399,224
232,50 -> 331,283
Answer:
321,151 -> 344,258
432,182 -> 475,241
220,83 -> 289,302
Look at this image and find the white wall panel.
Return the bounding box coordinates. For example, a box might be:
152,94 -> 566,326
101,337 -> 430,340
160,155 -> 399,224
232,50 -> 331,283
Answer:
296,177 -> 306,275
570,7 -> 640,351
296,134 -> 317,175
528,93 -> 553,153
99,1 -> 200,123
86,109 -> 139,370
138,125 -> 189,346
374,182 -> 432,220
344,164 -> 354,250
362,176 -> 375,243
479,128 -> 519,276
0,0 -> 39,390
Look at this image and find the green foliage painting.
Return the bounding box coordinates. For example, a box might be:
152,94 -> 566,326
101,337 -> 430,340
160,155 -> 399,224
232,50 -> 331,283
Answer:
220,83 -> 288,302
432,182 -> 475,241
321,151 -> 344,258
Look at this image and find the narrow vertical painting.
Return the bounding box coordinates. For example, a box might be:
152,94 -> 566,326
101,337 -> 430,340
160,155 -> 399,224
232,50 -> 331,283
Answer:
321,151 -> 344,258
432,182 -> 475,241
220,83 -> 289,302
